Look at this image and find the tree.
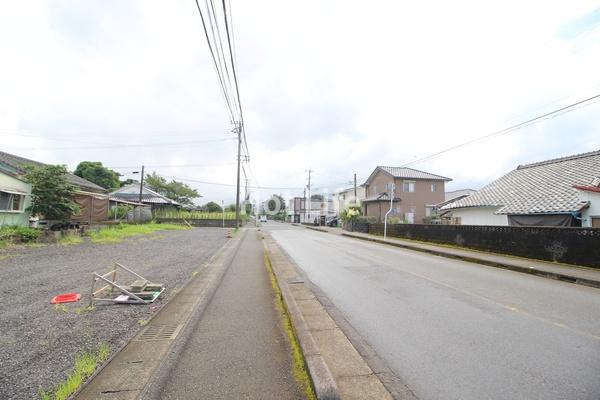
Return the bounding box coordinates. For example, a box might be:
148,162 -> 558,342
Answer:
145,172 -> 201,207
24,165 -> 79,221
244,201 -> 253,216
73,161 -> 120,190
120,178 -> 136,187
267,194 -> 286,220
225,203 -> 236,212
311,194 -> 324,201
203,201 -> 222,212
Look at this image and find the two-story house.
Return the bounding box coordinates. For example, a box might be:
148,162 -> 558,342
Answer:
362,166 -> 451,223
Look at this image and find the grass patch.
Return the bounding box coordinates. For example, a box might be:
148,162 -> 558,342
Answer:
39,343 -> 110,400
90,223 -> 189,243
264,251 -> 317,400
59,235 -> 83,246
0,225 -> 41,247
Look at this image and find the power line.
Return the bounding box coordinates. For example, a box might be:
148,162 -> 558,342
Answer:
160,174 -> 302,190
400,92 -> 600,168
5,137 -> 236,151
108,162 -> 236,169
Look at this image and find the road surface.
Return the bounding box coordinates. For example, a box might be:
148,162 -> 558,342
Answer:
264,223 -> 600,400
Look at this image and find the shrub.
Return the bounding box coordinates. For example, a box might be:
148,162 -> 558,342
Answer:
0,226 -> 41,245
356,215 -> 379,224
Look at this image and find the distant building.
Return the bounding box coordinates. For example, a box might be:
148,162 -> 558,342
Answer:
332,185 -> 366,214
288,196 -> 335,224
110,184 -> 180,210
441,150 -> 600,227
362,166 -> 451,223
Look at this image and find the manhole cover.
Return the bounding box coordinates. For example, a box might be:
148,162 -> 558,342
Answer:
135,324 -> 182,341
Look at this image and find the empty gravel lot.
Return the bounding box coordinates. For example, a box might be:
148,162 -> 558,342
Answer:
0,227 -> 228,399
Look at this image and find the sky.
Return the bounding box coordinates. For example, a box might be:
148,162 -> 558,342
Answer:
1,1 -> 600,206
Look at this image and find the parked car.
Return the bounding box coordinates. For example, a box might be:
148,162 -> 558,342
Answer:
325,216 -> 338,227
259,215 -> 268,223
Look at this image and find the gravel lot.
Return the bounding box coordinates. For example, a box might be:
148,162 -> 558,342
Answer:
0,227 -> 228,399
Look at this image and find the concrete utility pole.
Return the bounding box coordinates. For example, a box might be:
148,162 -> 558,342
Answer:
235,122 -> 242,229
138,165 -> 145,203
306,168 -> 312,223
302,187 -> 306,223
354,173 -> 357,205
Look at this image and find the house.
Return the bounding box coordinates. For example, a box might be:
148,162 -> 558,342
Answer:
441,150 -> 600,227
362,166 -> 451,223
110,184 -> 180,211
0,151 -> 108,226
332,185 -> 366,214
433,189 -> 476,221
573,177 -> 600,228
288,196 -> 336,224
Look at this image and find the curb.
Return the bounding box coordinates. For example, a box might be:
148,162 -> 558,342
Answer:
305,226 -> 329,233
263,240 -> 340,400
341,232 -> 600,290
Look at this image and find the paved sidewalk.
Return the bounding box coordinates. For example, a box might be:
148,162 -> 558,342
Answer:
158,229 -> 305,399
304,225 -> 600,289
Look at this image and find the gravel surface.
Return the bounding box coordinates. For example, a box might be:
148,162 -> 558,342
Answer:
0,228 -> 228,399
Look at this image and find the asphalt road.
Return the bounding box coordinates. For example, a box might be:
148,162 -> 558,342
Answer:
264,223 -> 600,400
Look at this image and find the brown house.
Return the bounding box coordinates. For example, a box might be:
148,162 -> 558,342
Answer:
362,166 -> 451,223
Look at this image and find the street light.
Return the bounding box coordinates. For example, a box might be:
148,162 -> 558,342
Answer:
131,165 -> 145,203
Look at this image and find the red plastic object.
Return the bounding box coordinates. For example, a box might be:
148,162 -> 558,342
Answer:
50,293 -> 81,304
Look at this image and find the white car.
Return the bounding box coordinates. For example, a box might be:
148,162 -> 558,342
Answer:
259,215 -> 268,223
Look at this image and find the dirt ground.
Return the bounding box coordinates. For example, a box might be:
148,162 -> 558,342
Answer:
0,227 -> 228,399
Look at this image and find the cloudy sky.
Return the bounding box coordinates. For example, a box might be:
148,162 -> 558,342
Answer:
1,1 -> 600,205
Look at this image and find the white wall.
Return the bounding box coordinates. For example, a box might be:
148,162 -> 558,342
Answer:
452,206 -> 509,226
579,190 -> 600,227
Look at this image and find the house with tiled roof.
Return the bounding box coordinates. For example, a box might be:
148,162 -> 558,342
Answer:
362,166 -> 452,223
441,150 -> 600,227
110,184 -> 180,210
0,150 -> 109,226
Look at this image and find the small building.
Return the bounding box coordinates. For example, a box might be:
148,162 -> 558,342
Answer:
110,184 -> 180,211
441,150 -> 600,226
362,166 -> 451,223
288,196 -> 335,224
0,151 -> 108,227
574,177 -> 600,228
332,185 -> 366,214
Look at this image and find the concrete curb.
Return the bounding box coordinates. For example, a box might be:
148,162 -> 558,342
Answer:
305,226 -> 329,233
342,232 -> 600,289
263,239 -> 340,400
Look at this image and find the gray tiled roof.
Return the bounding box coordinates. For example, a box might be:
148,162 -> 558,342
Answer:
0,150 -> 107,193
379,166 -> 452,181
110,184 -> 180,205
442,150 -> 600,214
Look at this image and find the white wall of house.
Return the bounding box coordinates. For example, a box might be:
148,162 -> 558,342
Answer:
0,172 -> 32,227
579,190 -> 600,227
451,206 -> 509,226
332,187 -> 366,213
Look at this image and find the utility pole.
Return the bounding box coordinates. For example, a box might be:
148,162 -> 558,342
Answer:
353,173 -> 357,205
235,122 -> 242,229
303,187 -> 306,223
306,168 -> 312,223
138,165 -> 145,203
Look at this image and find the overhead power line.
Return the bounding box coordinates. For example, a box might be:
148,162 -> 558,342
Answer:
400,92 -> 600,168
161,174 -> 303,190
5,137 -> 236,151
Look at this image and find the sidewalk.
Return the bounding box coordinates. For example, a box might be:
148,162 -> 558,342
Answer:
305,225 -> 600,289
156,229 -> 304,399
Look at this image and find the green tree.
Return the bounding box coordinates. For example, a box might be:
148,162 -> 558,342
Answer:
120,178 -> 135,187
267,194 -> 286,220
203,201 -> 222,212
24,165 -> 79,221
145,172 -> 201,207
225,203 -> 236,212
73,161 -> 120,190
310,194 -> 324,201
244,201 -> 253,215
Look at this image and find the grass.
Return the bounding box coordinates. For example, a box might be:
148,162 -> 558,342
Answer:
154,209 -> 237,220
0,225 -> 41,247
264,251 -> 317,400
39,343 -> 110,400
59,235 -> 83,246
89,223 -> 189,243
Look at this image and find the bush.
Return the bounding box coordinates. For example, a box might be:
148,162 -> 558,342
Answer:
0,226 -> 41,244
108,206 -> 132,220
356,215 -> 379,223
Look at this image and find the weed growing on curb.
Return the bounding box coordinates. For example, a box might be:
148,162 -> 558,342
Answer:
138,319 -> 149,326
39,343 -> 110,400
264,251 -> 317,400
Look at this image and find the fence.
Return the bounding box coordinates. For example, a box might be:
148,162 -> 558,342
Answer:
347,223 -> 600,268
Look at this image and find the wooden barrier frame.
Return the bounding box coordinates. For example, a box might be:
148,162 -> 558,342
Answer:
90,262 -> 164,305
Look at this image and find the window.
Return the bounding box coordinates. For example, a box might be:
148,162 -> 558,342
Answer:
431,183 -> 437,192
0,191 -> 25,212
403,181 -> 415,193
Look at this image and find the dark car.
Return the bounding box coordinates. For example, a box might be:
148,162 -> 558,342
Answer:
325,216 -> 338,227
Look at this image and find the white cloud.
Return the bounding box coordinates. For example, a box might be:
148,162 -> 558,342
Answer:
1,1 -> 599,204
